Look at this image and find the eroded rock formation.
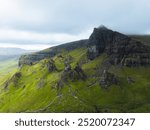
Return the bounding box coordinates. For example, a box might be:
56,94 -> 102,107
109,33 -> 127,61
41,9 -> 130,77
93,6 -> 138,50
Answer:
46,59 -> 57,72
99,70 -> 118,89
87,26 -> 150,67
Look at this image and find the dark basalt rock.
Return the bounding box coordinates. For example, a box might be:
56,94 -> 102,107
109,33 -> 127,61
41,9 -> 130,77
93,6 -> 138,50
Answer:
74,63 -> 87,80
56,62 -> 87,89
19,25 -> 150,67
46,59 -> 57,72
64,55 -> 74,72
87,26 -> 150,67
99,70 -> 118,89
13,72 -> 22,79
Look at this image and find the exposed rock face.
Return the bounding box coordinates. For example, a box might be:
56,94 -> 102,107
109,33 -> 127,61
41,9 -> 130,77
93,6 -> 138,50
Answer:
64,60 -> 72,72
19,25 -> 150,67
127,76 -> 135,84
99,70 -> 118,89
64,55 -> 74,72
87,26 -> 150,67
19,40 -> 88,66
46,59 -> 57,72
57,62 -> 86,89
74,63 -> 87,80
19,53 -> 50,66
13,72 -> 22,78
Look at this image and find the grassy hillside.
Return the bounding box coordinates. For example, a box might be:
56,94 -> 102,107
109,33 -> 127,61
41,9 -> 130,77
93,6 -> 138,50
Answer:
0,47 -> 150,112
0,58 -> 18,86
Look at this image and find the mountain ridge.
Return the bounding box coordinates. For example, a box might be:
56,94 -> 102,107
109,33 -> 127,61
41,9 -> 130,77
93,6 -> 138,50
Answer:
19,27 -> 150,67
0,26 -> 150,113
19,39 -> 88,66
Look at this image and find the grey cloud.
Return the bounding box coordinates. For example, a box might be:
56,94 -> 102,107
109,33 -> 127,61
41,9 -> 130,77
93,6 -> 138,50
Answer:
0,0 -> 150,50
1,0 -> 149,34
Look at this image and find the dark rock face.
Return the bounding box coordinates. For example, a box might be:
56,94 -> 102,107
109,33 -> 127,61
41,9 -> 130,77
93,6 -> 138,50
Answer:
59,62 -> 86,85
74,63 -> 87,80
87,27 -> 126,60
64,55 -> 74,71
13,72 -> 22,78
46,59 -> 57,72
19,40 -> 88,66
99,70 -> 118,89
64,61 -> 72,72
19,25 -> 150,67
87,26 -> 150,66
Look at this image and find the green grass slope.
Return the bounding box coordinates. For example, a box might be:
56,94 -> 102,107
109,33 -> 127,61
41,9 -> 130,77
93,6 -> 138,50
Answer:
0,58 -> 18,86
0,47 -> 150,113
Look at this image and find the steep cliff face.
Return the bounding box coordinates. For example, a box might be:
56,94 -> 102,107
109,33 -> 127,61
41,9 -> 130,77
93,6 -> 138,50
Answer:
19,40 -> 88,66
87,26 -> 150,66
19,26 -> 150,67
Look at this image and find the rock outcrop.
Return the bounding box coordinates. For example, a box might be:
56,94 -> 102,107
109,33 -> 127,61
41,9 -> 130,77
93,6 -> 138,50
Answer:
87,26 -> 150,67
99,70 -> 118,89
46,59 -> 57,72
62,62 -> 86,82
74,63 -> 87,80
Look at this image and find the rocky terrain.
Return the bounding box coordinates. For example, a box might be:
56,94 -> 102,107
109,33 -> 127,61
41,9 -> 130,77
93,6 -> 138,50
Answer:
0,26 -> 150,113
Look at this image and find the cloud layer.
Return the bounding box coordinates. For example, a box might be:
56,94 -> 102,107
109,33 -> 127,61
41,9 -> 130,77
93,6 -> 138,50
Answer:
0,0 -> 150,50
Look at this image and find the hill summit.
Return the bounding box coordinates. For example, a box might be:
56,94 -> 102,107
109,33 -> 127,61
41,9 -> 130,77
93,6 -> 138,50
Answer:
87,26 -> 150,66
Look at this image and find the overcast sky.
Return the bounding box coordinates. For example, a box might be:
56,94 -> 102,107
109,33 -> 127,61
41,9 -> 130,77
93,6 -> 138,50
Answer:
0,0 -> 150,50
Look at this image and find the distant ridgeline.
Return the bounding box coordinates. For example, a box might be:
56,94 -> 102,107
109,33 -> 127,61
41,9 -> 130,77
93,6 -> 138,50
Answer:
19,26 -> 150,67
19,40 -> 88,66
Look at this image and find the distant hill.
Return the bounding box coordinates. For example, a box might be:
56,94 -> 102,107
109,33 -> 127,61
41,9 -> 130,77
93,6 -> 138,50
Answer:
0,47 -> 32,61
0,47 -> 28,55
19,40 -> 88,66
0,48 -> 33,79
